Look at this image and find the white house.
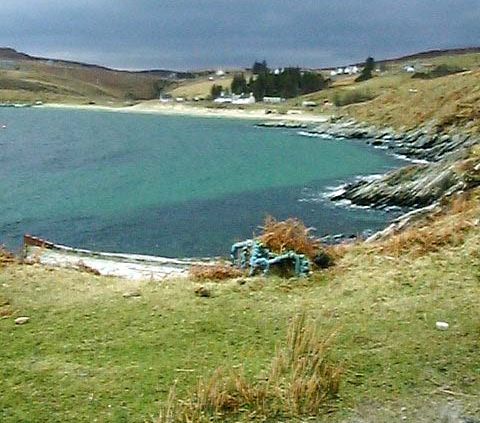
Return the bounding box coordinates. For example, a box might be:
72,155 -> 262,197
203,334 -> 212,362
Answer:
215,69 -> 225,77
159,95 -> 172,103
232,93 -> 256,105
213,96 -> 232,104
405,65 -> 415,73
263,96 -> 285,104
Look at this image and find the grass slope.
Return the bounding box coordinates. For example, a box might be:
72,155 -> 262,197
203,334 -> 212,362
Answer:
299,52 -> 480,133
0,56 -> 172,105
1,191 -> 479,422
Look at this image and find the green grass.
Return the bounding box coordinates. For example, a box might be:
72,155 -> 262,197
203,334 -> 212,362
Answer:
1,200 -> 479,422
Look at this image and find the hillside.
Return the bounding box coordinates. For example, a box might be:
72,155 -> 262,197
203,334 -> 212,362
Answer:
1,189 -> 479,422
298,51 -> 480,134
0,48 -> 194,104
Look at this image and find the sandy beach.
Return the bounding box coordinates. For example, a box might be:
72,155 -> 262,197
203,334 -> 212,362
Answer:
42,100 -> 331,123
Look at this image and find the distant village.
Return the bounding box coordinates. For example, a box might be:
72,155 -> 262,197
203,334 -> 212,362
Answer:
158,59 -> 428,105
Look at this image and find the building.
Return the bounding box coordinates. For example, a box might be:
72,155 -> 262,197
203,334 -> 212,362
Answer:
263,96 -> 285,104
232,93 -> 256,105
213,96 -> 232,104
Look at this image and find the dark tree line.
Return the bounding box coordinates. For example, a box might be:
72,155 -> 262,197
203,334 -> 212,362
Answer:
230,61 -> 328,100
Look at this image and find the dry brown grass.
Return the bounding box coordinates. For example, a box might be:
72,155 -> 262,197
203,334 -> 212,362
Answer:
259,216 -> 320,259
375,191 -> 479,258
0,246 -> 16,268
189,264 -> 244,281
158,313 -> 341,422
337,68 -> 480,133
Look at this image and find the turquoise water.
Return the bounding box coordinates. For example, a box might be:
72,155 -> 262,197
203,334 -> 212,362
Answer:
0,107 -> 403,257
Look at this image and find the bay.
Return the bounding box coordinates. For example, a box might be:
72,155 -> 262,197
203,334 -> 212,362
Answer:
0,107 -> 403,257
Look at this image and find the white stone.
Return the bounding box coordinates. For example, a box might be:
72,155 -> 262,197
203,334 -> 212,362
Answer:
15,317 -> 30,325
436,321 -> 449,330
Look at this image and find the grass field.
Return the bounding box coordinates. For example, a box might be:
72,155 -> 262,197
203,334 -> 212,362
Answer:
1,191 -> 479,422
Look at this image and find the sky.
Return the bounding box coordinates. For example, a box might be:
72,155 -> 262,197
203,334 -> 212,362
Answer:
1,0 -> 479,71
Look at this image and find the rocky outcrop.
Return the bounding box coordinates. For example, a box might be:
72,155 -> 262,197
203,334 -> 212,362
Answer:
305,117 -> 480,209
331,160 -> 465,208
258,115 -> 479,213
306,117 -> 477,163
256,121 -> 308,129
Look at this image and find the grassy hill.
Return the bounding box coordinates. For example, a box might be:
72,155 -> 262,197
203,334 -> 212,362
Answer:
1,189 -> 479,422
297,52 -> 480,134
0,48 -> 191,105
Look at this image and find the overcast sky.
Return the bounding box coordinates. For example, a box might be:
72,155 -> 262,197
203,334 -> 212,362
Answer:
1,0 -> 479,71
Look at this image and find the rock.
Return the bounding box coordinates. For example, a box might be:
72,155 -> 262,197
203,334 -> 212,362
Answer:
332,160 -> 462,208
313,250 -> 334,269
15,316 -> 30,325
194,285 -> 211,298
122,290 -> 141,298
436,321 -> 449,330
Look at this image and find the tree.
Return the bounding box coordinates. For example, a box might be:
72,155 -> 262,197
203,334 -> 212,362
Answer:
279,67 -> 301,98
231,73 -> 248,95
210,84 -> 223,99
252,60 -> 268,75
355,57 -> 375,82
300,72 -> 326,94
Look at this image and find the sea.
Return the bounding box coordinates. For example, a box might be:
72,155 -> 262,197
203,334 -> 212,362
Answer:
0,107 -> 405,257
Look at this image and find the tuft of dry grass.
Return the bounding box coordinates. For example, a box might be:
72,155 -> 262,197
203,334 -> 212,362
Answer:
375,191 -> 479,258
0,246 -> 16,268
189,264 -> 244,281
259,216 -> 320,259
158,313 -> 342,422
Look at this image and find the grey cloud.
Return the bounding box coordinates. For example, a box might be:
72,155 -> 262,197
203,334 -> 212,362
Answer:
0,0 -> 478,70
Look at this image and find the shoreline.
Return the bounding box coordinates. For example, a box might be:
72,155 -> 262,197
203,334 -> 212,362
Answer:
39,101 -> 331,123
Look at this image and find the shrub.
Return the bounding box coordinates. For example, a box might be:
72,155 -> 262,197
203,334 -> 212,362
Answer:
257,216 -> 335,272
259,216 -> 320,259
157,313 -> 342,422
